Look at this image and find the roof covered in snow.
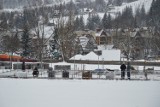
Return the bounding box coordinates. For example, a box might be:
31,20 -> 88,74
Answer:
31,25 -> 54,39
70,50 -> 120,61
79,36 -> 89,48
70,51 -> 102,61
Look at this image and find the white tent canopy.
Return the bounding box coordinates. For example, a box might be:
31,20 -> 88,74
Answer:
70,50 -> 121,61
82,51 -> 102,61
70,54 -> 84,60
70,51 -> 102,61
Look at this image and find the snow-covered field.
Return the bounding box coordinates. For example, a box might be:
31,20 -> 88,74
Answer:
0,79 -> 160,107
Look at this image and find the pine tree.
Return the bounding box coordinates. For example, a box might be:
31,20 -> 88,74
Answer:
0,12 -> 8,30
79,16 -> 85,30
133,16 -> 138,28
102,13 -> 112,29
87,17 -> 94,30
102,13 -> 108,29
21,25 -> 31,57
107,13 -> 112,29
74,17 -> 80,30
113,0 -> 123,6
92,15 -> 101,28
86,14 -> 101,30
50,27 -> 60,59
8,12 -> 15,29
2,31 -> 20,55
135,7 -> 141,27
112,12 -> 121,29
140,5 -> 146,27
95,0 -> 106,12
134,5 -> 146,28
149,0 -> 160,30
121,6 -> 134,28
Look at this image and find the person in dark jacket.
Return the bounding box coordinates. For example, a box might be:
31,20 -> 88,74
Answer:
22,61 -> 25,72
120,63 -> 126,79
32,67 -> 39,77
127,63 -> 131,80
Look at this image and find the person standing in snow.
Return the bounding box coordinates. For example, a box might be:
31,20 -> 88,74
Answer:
120,63 -> 126,79
127,63 -> 131,80
22,61 -> 25,72
32,67 -> 39,77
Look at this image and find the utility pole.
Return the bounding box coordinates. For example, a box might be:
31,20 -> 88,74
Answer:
98,55 -> 99,70
127,28 -> 131,80
74,49 -> 75,79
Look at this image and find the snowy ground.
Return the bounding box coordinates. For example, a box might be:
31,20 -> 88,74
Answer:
0,79 -> 160,107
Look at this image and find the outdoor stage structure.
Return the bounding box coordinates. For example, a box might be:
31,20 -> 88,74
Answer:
0,54 -> 49,70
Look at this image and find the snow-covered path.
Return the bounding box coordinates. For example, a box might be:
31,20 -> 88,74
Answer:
0,79 -> 160,107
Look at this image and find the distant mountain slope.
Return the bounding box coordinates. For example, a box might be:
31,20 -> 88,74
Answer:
2,0 -> 109,9
78,0 -> 153,24
109,0 -> 153,14
2,0 -> 152,14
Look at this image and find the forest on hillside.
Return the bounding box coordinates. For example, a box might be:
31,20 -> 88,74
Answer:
0,0 -> 159,30
0,0 -> 159,61
0,0 -> 138,9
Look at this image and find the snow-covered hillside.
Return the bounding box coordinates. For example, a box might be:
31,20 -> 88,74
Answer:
75,0 -> 153,24
2,0 -> 153,18
110,0 -> 153,14
55,0 -> 152,14
54,0 -> 108,4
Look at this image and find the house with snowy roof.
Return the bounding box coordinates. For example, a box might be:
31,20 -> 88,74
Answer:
95,28 -> 112,45
116,27 -> 156,60
78,34 -> 97,54
130,28 -> 155,59
80,8 -> 97,18
70,50 -> 121,61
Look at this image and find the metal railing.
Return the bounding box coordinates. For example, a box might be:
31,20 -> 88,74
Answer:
0,69 -> 160,81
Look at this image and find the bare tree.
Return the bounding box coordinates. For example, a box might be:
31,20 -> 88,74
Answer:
52,2 -> 78,61
1,30 -> 20,69
2,31 -> 20,54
